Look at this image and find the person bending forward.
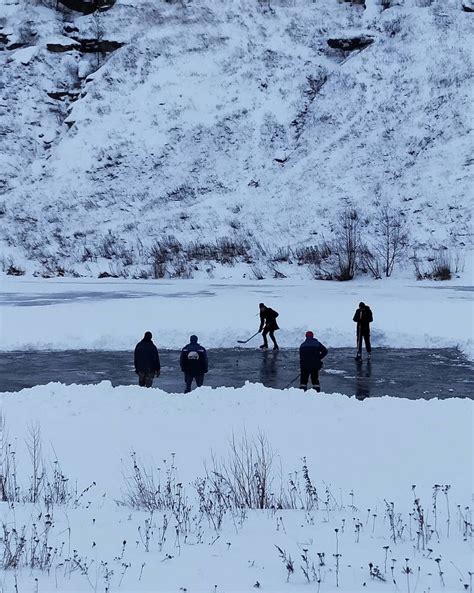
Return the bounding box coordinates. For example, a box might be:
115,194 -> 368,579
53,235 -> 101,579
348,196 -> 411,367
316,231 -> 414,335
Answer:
353,302 -> 373,360
258,302 -> 279,350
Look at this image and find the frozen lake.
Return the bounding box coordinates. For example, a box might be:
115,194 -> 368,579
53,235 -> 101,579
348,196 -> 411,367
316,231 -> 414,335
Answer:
1,347 -> 472,399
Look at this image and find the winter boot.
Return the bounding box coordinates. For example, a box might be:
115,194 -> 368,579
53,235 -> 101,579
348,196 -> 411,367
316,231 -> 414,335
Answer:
299,384 -> 307,391
312,384 -> 321,393
259,344 -> 268,350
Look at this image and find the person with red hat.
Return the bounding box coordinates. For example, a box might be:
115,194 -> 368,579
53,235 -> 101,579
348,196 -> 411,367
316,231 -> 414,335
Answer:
299,330 -> 328,392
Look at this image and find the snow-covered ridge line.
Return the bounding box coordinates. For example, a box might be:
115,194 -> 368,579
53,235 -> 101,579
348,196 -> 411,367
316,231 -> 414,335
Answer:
0,0 -> 472,279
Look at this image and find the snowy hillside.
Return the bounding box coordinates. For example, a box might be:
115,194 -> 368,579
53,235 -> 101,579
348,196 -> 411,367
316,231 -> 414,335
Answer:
0,0 -> 472,279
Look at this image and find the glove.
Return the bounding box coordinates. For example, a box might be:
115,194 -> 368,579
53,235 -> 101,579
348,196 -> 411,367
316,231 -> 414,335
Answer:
155,370 -> 161,378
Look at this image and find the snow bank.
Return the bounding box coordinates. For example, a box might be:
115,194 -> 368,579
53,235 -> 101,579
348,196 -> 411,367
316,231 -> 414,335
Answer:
0,381 -> 471,592
2,380 -> 471,498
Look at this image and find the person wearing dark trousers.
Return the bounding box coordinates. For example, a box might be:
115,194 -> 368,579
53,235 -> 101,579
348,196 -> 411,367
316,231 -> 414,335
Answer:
299,331 -> 328,392
134,331 -> 161,388
353,302 -> 373,360
180,335 -> 208,393
258,303 -> 279,350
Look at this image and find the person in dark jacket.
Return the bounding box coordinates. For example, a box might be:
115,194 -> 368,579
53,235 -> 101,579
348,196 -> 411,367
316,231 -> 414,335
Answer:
299,331 -> 328,392
134,331 -> 161,388
180,335 -> 208,393
258,303 -> 279,350
353,302 -> 373,360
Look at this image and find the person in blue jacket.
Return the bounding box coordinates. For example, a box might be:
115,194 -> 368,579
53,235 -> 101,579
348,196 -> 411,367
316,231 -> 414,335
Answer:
180,335 -> 208,393
299,330 -> 328,392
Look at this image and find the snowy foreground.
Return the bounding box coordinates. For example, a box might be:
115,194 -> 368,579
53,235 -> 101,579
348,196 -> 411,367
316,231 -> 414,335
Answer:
1,276 -> 473,358
0,382 -> 472,593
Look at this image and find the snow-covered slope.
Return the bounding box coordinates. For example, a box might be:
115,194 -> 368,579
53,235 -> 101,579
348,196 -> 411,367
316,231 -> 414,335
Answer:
0,0 -> 472,278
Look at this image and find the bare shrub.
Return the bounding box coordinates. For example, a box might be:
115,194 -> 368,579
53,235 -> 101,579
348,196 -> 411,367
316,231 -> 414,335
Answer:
4,261 -> 26,276
295,243 -> 332,267
332,208 -> 361,280
169,257 -> 193,279
368,204 -> 409,277
428,251 -> 453,280
186,241 -> 220,261
251,264 -> 265,280
149,236 -> 182,278
122,452 -> 191,534
0,417 -> 92,508
271,246 -> 293,263
412,249 -> 453,281
97,231 -> 133,262
215,237 -> 252,264
359,245 -> 382,279
205,432 -> 276,510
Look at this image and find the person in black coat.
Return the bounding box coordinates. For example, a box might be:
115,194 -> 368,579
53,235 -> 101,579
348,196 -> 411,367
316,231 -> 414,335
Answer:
180,335 -> 208,393
299,331 -> 328,392
353,302 -> 373,360
258,303 -> 279,350
134,331 -> 161,387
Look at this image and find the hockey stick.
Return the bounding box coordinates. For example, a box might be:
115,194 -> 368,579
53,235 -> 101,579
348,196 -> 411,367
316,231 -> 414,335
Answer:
284,374 -> 300,389
356,323 -> 362,358
237,331 -> 260,344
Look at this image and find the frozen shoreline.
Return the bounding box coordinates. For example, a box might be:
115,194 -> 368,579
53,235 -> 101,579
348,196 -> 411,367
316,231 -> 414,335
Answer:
0,276 -> 472,358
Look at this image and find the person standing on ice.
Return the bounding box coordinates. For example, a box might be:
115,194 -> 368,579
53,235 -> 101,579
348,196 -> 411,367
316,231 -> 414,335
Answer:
134,331 -> 161,388
299,330 -> 328,392
258,302 -> 279,350
353,302 -> 373,361
180,335 -> 208,393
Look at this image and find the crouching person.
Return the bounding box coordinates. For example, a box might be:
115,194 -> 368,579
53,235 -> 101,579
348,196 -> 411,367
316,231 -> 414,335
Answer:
180,335 -> 208,393
134,331 -> 161,388
299,330 -> 328,392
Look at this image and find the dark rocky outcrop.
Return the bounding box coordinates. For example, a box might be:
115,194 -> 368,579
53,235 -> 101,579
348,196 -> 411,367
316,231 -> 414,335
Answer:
47,90 -> 80,101
63,25 -> 80,34
57,0 -> 116,15
462,2 -> 474,11
74,38 -> 125,53
327,36 -> 374,51
47,37 -> 124,54
47,41 -> 80,52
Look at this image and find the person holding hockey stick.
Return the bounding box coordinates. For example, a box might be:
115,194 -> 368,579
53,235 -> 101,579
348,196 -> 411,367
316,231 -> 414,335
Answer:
258,302 -> 279,350
299,330 -> 328,392
353,302 -> 373,361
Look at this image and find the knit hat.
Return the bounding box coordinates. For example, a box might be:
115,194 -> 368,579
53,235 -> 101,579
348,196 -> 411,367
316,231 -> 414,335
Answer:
190,335 -> 198,343
144,331 -> 152,341
305,331 -> 314,338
